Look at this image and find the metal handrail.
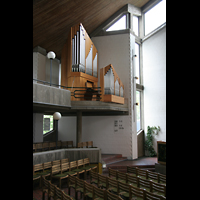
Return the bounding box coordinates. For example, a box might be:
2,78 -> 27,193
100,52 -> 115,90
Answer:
33,78 -> 101,100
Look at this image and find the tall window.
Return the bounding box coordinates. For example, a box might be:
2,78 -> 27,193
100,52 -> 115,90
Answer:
135,42 -> 140,84
133,15 -> 139,36
43,115 -> 53,134
136,91 -> 141,132
106,15 -> 126,31
144,0 -> 166,35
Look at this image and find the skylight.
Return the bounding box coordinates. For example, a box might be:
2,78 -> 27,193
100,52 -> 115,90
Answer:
106,15 -> 126,32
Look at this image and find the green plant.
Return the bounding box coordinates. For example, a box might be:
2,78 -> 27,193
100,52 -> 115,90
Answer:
145,126 -> 160,157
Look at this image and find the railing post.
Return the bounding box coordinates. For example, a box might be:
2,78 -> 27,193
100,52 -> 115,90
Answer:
50,59 -> 52,86
76,111 -> 82,147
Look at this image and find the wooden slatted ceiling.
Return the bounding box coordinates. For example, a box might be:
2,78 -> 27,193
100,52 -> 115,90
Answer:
33,0 -> 150,59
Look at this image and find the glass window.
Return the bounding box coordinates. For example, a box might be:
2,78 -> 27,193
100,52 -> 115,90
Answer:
135,43 -> 140,84
43,115 -> 53,134
136,91 -> 141,132
144,0 -> 166,35
133,15 -> 138,36
106,15 -> 126,31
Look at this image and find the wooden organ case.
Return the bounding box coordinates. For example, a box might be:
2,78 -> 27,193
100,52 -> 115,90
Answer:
61,23 -> 98,101
100,64 -> 124,104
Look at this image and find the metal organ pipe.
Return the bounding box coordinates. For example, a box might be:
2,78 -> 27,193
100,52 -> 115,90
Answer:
120,86 -> 124,97
115,79 -> 120,96
76,31 -> 79,71
79,25 -> 85,73
104,67 -> 114,95
93,53 -> 98,77
103,66 -> 124,97
71,23 -> 97,76
86,45 -> 93,76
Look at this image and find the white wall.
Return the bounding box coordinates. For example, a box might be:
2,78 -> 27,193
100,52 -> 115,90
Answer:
57,33 -> 138,159
143,27 -> 166,153
58,116 -> 76,145
81,33 -> 137,159
82,115 -> 132,157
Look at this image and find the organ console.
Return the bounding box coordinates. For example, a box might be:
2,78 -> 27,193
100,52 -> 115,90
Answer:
100,64 -> 124,104
61,23 -> 98,101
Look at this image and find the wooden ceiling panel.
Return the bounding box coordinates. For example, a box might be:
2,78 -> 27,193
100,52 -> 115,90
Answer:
33,0 -> 150,59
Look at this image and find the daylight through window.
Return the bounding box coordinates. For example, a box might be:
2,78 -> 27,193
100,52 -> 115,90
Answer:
133,15 -> 138,36
43,115 -> 53,134
106,15 -> 126,32
136,91 -> 141,132
135,42 -> 140,84
144,0 -> 166,35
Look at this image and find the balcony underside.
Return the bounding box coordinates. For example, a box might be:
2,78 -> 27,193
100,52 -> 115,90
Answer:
68,100 -> 128,116
33,82 -> 128,116
33,100 -> 128,116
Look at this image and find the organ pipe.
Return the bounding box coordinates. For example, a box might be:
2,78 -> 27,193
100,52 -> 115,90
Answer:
71,23 -> 98,76
101,64 -> 124,97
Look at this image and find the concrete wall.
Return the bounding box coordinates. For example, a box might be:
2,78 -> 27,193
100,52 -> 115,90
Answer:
33,83 -> 71,107
33,113 -> 43,143
143,26 -> 166,153
33,51 -> 60,85
33,148 -> 101,165
33,48 -> 67,144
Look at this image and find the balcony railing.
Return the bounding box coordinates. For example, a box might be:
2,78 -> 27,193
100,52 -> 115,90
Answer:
33,79 -> 101,101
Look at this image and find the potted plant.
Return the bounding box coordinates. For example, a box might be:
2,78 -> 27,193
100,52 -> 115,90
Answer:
144,126 -> 160,157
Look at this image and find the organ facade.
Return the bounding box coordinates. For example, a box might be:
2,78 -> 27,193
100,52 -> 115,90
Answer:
61,23 -> 124,104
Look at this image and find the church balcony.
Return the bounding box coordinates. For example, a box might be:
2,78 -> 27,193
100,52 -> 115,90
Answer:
33,79 -> 128,116
33,79 -> 71,114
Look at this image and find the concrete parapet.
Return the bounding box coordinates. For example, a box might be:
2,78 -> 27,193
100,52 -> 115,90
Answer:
33,83 -> 71,108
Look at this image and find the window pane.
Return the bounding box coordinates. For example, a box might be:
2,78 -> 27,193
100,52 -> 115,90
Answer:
43,115 -> 53,134
136,91 -> 141,132
144,0 -> 166,35
133,15 -> 138,36
106,15 -> 126,31
135,43 -> 140,84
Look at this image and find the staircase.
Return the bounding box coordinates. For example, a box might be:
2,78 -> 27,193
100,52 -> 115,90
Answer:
102,154 -> 127,174
102,154 -> 127,165
101,154 -> 156,174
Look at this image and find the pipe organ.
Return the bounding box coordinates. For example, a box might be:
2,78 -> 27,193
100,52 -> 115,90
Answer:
61,23 -> 98,101
61,23 -> 125,104
100,64 -> 124,104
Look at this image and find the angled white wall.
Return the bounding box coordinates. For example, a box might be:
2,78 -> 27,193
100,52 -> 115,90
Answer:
57,33 -> 139,159
143,27 -> 166,153
79,33 -> 137,159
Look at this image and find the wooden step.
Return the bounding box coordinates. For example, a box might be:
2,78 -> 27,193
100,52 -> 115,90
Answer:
101,154 -> 127,165
101,155 -> 157,174
102,165 -> 155,174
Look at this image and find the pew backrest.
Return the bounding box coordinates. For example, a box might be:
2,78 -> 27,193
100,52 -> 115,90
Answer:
51,164 -> 61,175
